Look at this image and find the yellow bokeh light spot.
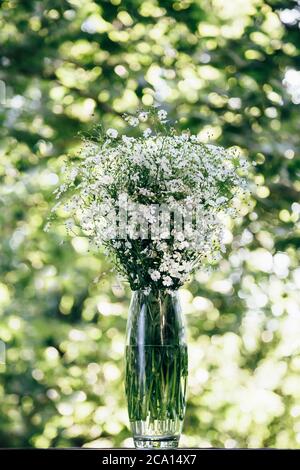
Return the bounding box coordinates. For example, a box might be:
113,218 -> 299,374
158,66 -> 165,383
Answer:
142,93 -> 154,105
279,209 -> 290,222
256,186 -> 270,198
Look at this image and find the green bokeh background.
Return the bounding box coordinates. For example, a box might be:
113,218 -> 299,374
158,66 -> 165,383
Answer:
1,0 -> 300,448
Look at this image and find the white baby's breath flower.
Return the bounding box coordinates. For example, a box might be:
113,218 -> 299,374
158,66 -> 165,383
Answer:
216,196 -> 227,205
175,232 -> 185,242
143,128 -> 152,138
143,286 -> 151,295
44,222 -> 51,232
65,218 -> 74,230
150,270 -> 161,281
220,243 -> 226,253
138,112 -> 148,122
158,109 -> 167,121
68,167 -> 78,181
162,276 -> 173,287
122,135 -> 134,145
100,174 -> 113,185
179,241 -> 189,250
106,128 -> 118,139
181,132 -> 190,141
129,117 -> 139,127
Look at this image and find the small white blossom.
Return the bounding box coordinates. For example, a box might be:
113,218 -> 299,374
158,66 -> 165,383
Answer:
138,112 -> 148,122
128,117 -> 139,127
143,128 -> 152,138
44,222 -> 51,232
179,241 -> 189,250
106,128 -> 118,139
158,109 -> 168,121
181,132 -> 190,141
113,241 -> 122,249
98,174 -> 113,186
150,270 -> 161,281
162,276 -> 173,287
122,135 -> 134,146
65,218 -> 74,230
216,196 -> 227,205
68,167 -> 78,181
175,232 -> 185,242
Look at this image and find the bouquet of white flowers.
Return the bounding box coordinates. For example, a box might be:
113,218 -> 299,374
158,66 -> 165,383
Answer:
48,107 -> 249,293
47,107 -> 251,448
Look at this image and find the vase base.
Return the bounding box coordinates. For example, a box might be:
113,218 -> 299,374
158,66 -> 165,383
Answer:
134,436 -> 179,449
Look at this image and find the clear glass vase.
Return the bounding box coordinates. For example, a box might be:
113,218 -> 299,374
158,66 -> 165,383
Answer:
125,290 -> 188,449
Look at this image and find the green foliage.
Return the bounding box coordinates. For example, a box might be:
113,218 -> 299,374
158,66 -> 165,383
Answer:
0,0 -> 299,448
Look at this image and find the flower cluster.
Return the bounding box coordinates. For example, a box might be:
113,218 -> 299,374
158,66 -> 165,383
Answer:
48,108 -> 250,293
